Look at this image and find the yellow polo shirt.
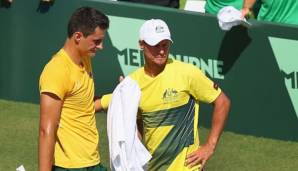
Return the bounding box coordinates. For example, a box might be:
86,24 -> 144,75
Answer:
39,49 -> 100,168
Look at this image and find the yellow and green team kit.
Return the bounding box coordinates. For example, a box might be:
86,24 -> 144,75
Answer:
39,49 -> 100,168
102,59 -> 221,171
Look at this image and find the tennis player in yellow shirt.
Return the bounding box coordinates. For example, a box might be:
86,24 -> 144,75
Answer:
101,19 -> 231,171
39,7 -> 109,171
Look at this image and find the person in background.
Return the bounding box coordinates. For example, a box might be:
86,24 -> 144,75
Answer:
205,0 -> 243,14
241,0 -> 298,25
39,7 -> 109,171
101,19 -> 231,171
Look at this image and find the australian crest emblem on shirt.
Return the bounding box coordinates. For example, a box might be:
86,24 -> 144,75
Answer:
162,88 -> 178,103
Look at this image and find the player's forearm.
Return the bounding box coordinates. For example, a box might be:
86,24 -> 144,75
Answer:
206,92 -> 230,150
39,93 -> 62,171
243,0 -> 256,11
94,96 -> 102,112
38,127 -> 56,171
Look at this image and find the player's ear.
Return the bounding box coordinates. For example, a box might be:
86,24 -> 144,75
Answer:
74,32 -> 83,44
139,40 -> 145,50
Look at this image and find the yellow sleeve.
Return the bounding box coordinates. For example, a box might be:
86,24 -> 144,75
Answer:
188,65 -> 221,103
39,61 -> 69,100
101,94 -> 112,110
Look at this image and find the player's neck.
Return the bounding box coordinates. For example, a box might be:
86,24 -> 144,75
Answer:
63,39 -> 83,67
144,64 -> 165,77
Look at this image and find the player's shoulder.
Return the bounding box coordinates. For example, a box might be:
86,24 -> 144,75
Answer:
129,67 -> 144,79
42,50 -> 70,75
51,49 -> 69,64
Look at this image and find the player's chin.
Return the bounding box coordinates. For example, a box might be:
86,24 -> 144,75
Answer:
88,51 -> 97,58
155,58 -> 167,65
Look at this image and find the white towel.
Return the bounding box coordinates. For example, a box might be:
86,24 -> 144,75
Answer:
107,76 -> 152,171
217,6 -> 251,31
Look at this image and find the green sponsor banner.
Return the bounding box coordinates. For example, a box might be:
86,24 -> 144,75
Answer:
0,0 -> 297,140
269,37 -> 298,119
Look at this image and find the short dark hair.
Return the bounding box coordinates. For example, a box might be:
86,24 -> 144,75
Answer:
67,7 -> 109,38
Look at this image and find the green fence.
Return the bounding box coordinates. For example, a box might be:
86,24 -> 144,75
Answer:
1,0 -> 297,141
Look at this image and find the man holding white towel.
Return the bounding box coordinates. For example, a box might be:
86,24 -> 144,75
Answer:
101,19 -> 231,171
